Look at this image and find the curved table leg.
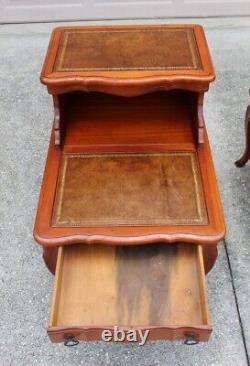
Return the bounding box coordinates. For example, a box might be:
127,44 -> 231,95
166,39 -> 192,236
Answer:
202,244 -> 218,274
235,104 -> 250,167
43,246 -> 58,275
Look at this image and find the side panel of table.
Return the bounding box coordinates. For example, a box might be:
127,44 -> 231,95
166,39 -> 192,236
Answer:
235,96 -> 250,167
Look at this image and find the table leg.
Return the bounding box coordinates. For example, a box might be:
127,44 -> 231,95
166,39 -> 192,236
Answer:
235,103 -> 250,167
202,244 -> 218,274
43,246 -> 58,275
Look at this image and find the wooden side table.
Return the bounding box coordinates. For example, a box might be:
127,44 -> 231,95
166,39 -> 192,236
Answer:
235,90 -> 250,167
34,24 -> 225,345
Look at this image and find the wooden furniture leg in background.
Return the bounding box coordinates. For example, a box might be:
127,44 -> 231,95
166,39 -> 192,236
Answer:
235,101 -> 250,167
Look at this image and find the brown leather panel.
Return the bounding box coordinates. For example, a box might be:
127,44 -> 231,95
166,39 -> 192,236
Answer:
52,152 -> 207,227
54,28 -> 201,72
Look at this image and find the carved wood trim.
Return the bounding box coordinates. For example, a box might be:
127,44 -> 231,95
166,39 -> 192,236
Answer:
197,92 -> 205,144
53,95 -> 61,146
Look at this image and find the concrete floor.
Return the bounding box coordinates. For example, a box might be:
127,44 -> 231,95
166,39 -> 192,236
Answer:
0,17 -> 250,366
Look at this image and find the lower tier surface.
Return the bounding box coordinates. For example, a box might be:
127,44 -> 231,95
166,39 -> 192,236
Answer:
52,151 -> 207,227
34,91 -> 225,245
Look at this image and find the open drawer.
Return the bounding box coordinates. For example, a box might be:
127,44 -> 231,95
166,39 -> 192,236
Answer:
48,243 -> 211,345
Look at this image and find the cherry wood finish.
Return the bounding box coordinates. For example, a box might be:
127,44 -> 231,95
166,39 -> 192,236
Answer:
33,24 -> 226,344
48,244 -> 211,343
34,92 -> 225,247
41,24 -> 215,97
40,24 -> 215,147
43,246 -> 58,274
42,243 -> 218,276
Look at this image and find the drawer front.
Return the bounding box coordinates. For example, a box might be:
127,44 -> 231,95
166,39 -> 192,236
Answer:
48,243 -> 211,344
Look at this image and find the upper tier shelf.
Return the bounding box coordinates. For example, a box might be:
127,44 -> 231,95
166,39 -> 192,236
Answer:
40,24 -> 215,96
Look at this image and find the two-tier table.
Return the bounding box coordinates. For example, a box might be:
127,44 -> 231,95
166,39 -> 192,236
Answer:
34,24 -> 225,346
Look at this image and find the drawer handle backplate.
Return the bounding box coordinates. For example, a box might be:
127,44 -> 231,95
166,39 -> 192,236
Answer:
184,333 -> 199,345
64,335 -> 79,347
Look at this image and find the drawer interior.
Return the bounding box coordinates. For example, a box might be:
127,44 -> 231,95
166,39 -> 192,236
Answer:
48,243 -> 211,343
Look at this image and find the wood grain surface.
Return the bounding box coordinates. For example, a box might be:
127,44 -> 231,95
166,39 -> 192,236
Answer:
48,243 -> 211,342
63,91 -> 195,150
34,24 -> 224,345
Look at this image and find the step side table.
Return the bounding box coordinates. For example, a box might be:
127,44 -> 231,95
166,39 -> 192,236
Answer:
34,24 -> 225,345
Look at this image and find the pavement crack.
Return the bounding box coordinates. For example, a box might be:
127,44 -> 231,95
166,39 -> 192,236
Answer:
224,239 -> 250,366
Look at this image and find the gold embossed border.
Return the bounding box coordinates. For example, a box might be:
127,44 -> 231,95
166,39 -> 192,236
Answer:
52,152 -> 208,227
54,28 -> 201,72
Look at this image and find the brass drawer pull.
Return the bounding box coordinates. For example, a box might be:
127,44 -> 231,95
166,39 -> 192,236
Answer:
184,334 -> 199,345
64,335 -> 79,347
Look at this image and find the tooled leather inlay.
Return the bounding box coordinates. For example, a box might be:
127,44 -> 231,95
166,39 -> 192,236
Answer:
54,28 -> 201,71
52,152 -> 208,227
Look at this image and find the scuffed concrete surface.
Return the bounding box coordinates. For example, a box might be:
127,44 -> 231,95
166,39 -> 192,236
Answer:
0,17 -> 250,366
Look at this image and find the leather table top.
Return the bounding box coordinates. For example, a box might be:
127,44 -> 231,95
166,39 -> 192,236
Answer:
54,28 -> 201,72
52,152 -> 208,227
